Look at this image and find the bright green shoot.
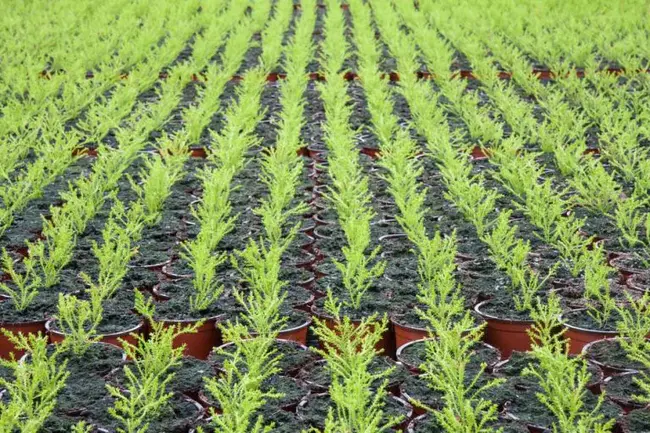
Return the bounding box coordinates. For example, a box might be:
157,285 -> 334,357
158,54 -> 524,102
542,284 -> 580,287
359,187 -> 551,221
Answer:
0,249 -> 40,311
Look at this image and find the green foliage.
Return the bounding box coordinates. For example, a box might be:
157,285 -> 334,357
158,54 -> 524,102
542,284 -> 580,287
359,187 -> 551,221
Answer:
181,240 -> 227,312
0,332 -> 69,433
0,250 -> 40,311
570,159 -> 622,215
414,233 -> 468,333
614,195 -> 646,249
552,217 -> 591,277
492,150 -> 543,200
582,248 -> 617,327
28,210 -> 76,288
188,169 -> 237,243
318,0 -> 385,313
616,293 -> 650,404
231,235 -> 296,337
202,324 -> 281,433
443,175 -> 499,238
419,322 -> 504,433
525,297 -> 616,433
71,421 -> 93,433
482,211 -> 555,312
129,152 -> 185,226
80,200 -> 141,300
55,292 -> 102,355
516,180 -> 565,243
308,314 -> 401,433
107,321 -> 197,433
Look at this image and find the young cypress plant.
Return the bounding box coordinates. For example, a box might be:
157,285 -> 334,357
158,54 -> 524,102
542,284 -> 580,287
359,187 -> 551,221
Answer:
200,245 -> 288,432
0,332 -> 69,433
27,209 -> 76,288
80,200 -> 144,300
0,250 -> 41,312
524,296 -> 617,432
306,314 -> 402,433
128,145 -> 186,226
418,320 -> 504,432
107,299 -> 199,433
54,291 -> 103,355
615,292 -> 650,404
318,0 -> 385,313
200,325 -> 282,433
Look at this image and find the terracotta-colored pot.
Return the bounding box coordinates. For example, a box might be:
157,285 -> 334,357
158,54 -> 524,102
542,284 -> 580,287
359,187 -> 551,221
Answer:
197,390 -> 223,414
46,319 -> 144,352
161,262 -> 192,279
470,146 -> 490,160
406,414 -> 536,433
561,313 -> 619,355
157,315 -> 223,359
603,372 -> 647,413
392,395 -> 414,431
199,376 -> 306,412
300,356 -> 403,395
298,274 -> 317,291
251,316 -> 312,345
189,147 -> 208,158
378,233 -> 408,244
395,339 -> 428,373
493,353 -> 603,395
298,144 -> 326,162
0,319 -> 47,359
293,292 -> 316,313
455,252 -> 477,263
619,407 -> 650,433
391,315 -> 428,350
627,272 -> 649,293
360,147 -> 382,160
474,300 -> 533,358
150,283 -> 172,301
399,383 -> 429,416
127,258 -> 171,272
397,338 -> 501,375
310,195 -> 327,211
407,414 -> 428,433
582,338 -> 641,376
181,396 -> 206,431
311,305 -> 394,357
609,254 -> 645,276
312,225 -> 333,239
295,252 -> 317,270
21,341 -> 128,365
298,359 -> 335,392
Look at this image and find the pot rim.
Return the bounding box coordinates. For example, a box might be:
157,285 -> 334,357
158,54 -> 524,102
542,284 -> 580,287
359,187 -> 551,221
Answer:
628,272 -> 650,292
581,336 -> 626,357
265,314 -> 313,335
215,337 -> 309,349
127,258 -> 171,270
559,310 -> 619,335
45,318 -> 144,338
156,314 -> 225,325
474,299 -> 534,324
609,253 -> 646,274
161,262 -> 193,279
19,340 -> 128,363
390,313 -> 428,332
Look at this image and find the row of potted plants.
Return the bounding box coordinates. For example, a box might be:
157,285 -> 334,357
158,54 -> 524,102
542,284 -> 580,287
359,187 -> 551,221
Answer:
0,0 -> 276,359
